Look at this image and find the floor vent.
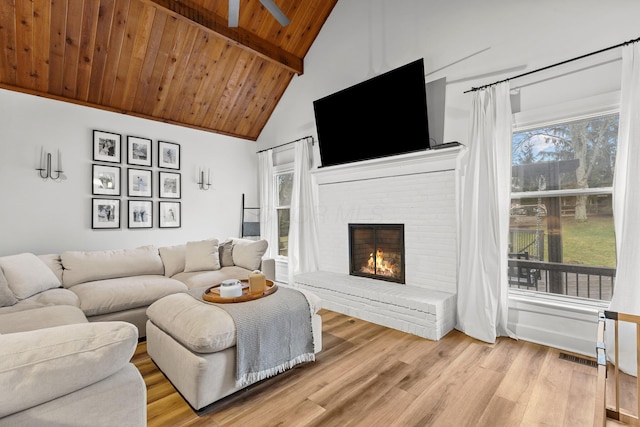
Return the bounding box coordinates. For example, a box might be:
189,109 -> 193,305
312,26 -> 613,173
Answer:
559,352 -> 598,368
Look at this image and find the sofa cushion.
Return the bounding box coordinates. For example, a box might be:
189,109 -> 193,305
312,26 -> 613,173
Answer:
0,364 -> 146,427
0,288 -> 81,316
0,321 -> 138,418
0,305 -> 88,334
0,299 -> 44,315
0,253 -> 61,300
184,239 -> 220,272
27,287 -> 81,307
232,239 -> 268,271
172,266 -> 254,289
158,244 -> 186,277
0,267 -> 17,307
69,275 -> 188,317
147,293 -> 236,353
38,253 -> 64,284
61,245 -> 164,287
219,239 -> 234,267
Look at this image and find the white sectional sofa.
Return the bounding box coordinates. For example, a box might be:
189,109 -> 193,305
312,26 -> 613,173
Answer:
0,237 -> 273,425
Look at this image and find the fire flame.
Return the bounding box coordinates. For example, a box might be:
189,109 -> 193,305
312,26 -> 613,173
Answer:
362,249 -> 395,276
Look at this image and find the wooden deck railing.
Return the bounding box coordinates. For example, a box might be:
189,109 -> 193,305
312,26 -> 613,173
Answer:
508,259 -> 616,301
594,310 -> 640,426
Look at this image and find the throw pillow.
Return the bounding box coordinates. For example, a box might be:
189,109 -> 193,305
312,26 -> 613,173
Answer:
159,244 -> 186,277
0,267 -> 17,307
184,239 -> 221,272
219,239 -> 234,267
38,254 -> 64,284
0,253 -> 61,300
232,239 -> 268,271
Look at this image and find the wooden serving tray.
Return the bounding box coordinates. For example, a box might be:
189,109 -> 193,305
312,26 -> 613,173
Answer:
202,279 -> 277,303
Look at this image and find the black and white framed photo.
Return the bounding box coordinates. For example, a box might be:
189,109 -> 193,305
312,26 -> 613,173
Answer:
128,200 -> 153,229
158,141 -> 180,169
127,168 -> 152,198
127,136 -> 152,167
92,164 -> 121,196
92,198 -> 120,229
93,130 -> 121,163
159,201 -> 181,228
159,171 -> 181,199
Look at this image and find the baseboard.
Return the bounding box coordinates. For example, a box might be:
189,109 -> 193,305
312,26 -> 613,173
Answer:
507,294 -> 602,357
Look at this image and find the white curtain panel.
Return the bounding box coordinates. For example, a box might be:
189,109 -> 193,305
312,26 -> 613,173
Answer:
258,150 -> 277,259
457,82 -> 515,343
287,139 -> 320,286
606,42 -> 640,376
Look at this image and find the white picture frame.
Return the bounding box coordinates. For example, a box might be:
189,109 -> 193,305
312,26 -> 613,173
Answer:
128,200 -> 153,229
159,201 -> 181,228
127,136 -> 152,167
159,171 -> 181,199
158,141 -> 180,169
127,168 -> 152,198
93,130 -> 121,163
92,164 -> 121,196
92,198 -> 121,229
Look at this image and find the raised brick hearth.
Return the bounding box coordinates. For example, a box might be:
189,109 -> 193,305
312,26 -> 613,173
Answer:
293,146 -> 462,340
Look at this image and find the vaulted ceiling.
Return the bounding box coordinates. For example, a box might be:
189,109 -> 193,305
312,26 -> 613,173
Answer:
0,0 -> 338,140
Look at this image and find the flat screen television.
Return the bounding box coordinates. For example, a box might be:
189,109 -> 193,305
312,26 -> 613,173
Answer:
313,58 -> 430,168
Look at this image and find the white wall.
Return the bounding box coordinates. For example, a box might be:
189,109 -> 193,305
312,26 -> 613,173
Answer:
0,89 -> 259,256
256,0 -> 640,355
257,0 -> 639,152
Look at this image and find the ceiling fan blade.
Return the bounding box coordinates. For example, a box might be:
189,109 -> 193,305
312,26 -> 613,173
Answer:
229,0 -> 239,27
259,0 -> 290,26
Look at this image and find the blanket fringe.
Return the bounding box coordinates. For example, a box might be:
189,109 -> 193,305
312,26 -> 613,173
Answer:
236,352 -> 316,388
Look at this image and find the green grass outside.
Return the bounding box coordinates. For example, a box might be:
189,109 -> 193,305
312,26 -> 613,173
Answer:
561,216 -> 617,267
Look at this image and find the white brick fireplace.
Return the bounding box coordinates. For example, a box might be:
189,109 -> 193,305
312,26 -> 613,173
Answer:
293,146 -> 463,340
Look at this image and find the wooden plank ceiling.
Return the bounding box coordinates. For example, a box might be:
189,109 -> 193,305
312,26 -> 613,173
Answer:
0,0 -> 337,140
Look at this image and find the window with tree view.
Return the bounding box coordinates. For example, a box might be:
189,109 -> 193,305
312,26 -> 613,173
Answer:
276,172 -> 293,257
509,113 -> 618,301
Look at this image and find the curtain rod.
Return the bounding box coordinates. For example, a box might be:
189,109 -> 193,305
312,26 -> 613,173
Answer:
256,135 -> 314,154
464,35 -> 640,94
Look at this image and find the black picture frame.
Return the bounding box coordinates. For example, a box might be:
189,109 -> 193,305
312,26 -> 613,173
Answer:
159,171 -> 181,199
159,201 -> 181,228
127,168 -> 152,198
92,164 -> 121,196
92,198 -> 121,229
158,141 -> 180,169
127,136 -> 152,167
93,130 -> 121,163
128,200 -> 153,229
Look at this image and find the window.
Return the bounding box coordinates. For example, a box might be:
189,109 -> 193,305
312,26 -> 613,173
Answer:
509,113 -> 618,301
275,171 -> 293,257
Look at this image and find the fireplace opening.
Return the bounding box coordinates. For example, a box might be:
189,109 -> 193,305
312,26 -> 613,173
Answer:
348,224 -> 405,284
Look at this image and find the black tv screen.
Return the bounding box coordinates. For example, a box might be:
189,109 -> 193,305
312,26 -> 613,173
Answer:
313,58 -> 430,168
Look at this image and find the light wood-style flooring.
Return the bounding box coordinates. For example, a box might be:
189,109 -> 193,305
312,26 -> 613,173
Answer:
132,309 -> 636,427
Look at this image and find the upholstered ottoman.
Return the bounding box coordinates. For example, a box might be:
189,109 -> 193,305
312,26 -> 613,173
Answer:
145,287 -> 322,411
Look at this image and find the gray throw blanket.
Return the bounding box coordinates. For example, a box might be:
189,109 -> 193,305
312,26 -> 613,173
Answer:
189,286 -> 315,387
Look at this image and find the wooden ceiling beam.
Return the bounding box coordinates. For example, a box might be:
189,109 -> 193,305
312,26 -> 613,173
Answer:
144,0 -> 303,75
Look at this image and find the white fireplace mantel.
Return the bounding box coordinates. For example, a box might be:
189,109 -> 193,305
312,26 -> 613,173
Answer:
296,145 -> 463,340
312,145 -> 463,185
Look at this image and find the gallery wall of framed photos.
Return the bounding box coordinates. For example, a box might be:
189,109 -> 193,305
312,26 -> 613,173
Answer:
91,129 -> 181,230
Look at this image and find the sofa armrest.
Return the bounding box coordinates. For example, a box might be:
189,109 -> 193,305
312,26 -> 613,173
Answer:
0,321 -> 138,418
260,258 -> 275,281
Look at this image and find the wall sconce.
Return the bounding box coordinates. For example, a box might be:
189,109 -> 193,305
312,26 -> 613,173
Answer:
198,167 -> 211,190
36,147 -> 64,181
